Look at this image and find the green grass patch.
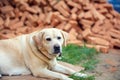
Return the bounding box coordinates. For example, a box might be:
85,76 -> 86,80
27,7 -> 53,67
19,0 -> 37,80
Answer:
69,75 -> 95,80
58,44 -> 99,80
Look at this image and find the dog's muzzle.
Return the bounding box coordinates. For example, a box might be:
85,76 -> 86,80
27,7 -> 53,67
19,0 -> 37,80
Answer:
54,45 -> 60,53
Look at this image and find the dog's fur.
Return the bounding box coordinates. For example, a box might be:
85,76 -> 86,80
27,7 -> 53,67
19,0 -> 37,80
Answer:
0,28 -> 86,80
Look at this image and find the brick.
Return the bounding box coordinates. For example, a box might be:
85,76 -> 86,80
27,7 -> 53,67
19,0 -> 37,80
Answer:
87,36 -> 110,46
69,28 -> 78,37
91,20 -> 104,33
51,19 -> 60,26
102,3 -> 113,9
67,1 -> 81,9
84,11 -> 93,19
68,40 -> 82,44
56,22 -> 66,30
80,19 -> 94,26
0,17 -> 4,26
71,7 -> 78,13
98,8 -> 108,14
92,7 -> 105,20
54,1 -> 70,17
77,33 -> 83,40
45,12 -> 53,24
70,13 -> 77,20
69,20 -> 78,26
105,13 -> 113,19
4,17 -> 10,27
77,43 -> 109,53
64,23 -> 71,31
82,28 -> 92,38
109,32 -> 120,40
0,33 -> 15,39
110,10 -> 119,17
48,0 -> 57,6
10,21 -> 23,30
78,12 -> 84,19
1,5 -> 14,13
16,27 -> 28,34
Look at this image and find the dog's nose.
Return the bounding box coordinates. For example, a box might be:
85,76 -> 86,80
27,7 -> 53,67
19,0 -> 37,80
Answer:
54,44 -> 60,53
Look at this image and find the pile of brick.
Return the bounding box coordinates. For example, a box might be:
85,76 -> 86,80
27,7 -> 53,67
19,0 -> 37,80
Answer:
0,0 -> 120,53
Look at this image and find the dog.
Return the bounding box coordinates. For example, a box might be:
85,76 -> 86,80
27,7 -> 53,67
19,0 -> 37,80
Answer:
0,28 -> 87,80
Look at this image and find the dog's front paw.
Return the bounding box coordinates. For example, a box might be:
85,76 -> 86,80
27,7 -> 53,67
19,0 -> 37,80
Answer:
0,74 -> 2,78
60,77 -> 73,80
74,72 -> 87,78
63,77 -> 73,80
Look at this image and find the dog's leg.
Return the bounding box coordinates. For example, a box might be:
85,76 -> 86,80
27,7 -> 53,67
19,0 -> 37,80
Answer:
52,64 -> 87,77
32,68 -> 73,80
0,74 -> 2,78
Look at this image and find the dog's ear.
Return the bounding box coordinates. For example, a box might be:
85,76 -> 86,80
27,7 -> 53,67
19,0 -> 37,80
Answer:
32,32 -> 44,48
61,30 -> 69,46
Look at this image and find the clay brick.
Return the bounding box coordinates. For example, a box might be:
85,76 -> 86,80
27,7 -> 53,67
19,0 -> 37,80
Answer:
51,19 -> 60,26
0,17 -> 4,26
56,22 -> 66,30
71,7 -> 78,13
109,67 -> 117,72
82,28 -> 92,38
102,3 -> 113,9
109,32 -> 120,40
105,13 -> 113,19
78,12 -> 84,19
16,27 -> 28,34
54,1 -> 70,17
68,40 -> 82,44
98,8 -> 108,14
0,33 -> 16,39
67,1 -> 81,9
10,21 -> 23,30
91,20 -> 104,33
87,36 -> 110,46
45,12 -> 53,24
110,39 -> 120,47
4,17 -> 10,27
100,46 -> 109,53
84,11 -> 93,19
110,10 -> 119,17
70,13 -> 77,20
38,13 -> 46,23
92,7 -> 105,20
77,43 -> 109,53
110,29 -> 120,35
69,33 -> 77,41
9,18 -> 19,26
44,6 -> 52,13
69,28 -> 78,37
69,20 -> 78,26
90,34 -> 111,43
0,29 -> 11,34
48,0 -> 57,6
1,5 -> 14,13
77,33 -> 83,40
64,23 -> 71,31
80,19 -> 94,26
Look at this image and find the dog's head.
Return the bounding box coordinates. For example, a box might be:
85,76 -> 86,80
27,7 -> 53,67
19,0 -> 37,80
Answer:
33,28 -> 68,57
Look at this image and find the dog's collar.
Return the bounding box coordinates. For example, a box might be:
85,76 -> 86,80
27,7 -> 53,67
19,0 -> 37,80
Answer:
26,36 -> 51,63
36,46 -> 53,60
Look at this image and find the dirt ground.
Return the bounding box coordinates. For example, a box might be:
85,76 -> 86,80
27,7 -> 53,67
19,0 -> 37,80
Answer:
91,49 -> 120,80
0,49 -> 120,80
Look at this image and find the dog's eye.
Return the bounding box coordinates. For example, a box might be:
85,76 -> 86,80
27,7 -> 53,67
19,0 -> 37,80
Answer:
46,38 -> 51,41
57,36 -> 61,40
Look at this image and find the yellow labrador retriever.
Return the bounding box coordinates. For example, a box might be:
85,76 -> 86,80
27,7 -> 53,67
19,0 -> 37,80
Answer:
0,28 -> 87,80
